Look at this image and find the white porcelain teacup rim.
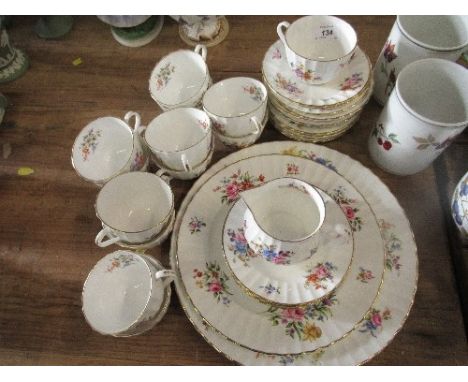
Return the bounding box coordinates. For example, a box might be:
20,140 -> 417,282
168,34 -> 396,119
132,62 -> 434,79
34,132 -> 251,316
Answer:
144,108 -> 211,154
395,58 -> 468,128
95,172 -> 174,234
81,251 -> 155,335
202,77 -> 267,119
149,49 -> 209,106
283,16 -> 358,62
396,15 -> 468,52
71,116 -> 136,184
241,176 -> 326,243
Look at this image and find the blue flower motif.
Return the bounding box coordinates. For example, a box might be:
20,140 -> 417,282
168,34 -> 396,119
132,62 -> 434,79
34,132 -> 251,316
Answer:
453,200 -> 462,225
460,183 -> 468,197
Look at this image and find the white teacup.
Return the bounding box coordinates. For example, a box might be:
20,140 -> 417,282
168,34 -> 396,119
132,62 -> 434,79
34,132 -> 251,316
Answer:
95,170 -> 174,247
277,16 -> 357,85
373,15 -> 468,105
71,111 -> 148,186
216,110 -> 268,149
369,58 -> 468,176
152,139 -> 215,180
144,107 -> 212,172
149,45 -> 210,110
203,77 -> 267,139
82,251 -> 175,337
241,177 -> 327,265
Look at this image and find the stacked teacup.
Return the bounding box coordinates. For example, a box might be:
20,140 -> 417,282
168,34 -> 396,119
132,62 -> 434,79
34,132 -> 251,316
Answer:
263,16 -> 373,142
71,112 -> 178,336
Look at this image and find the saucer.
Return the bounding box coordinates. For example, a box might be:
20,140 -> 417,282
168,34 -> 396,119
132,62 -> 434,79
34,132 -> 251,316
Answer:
262,40 -> 371,107
111,16 -> 164,48
222,191 -> 353,306
179,16 -> 229,48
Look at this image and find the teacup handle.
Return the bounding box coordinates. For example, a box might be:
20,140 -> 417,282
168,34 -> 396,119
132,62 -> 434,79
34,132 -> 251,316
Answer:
277,21 -> 290,48
156,168 -> 173,184
249,117 -> 261,135
124,111 -> 141,132
95,227 -> 120,248
194,44 -> 207,61
155,269 -> 176,288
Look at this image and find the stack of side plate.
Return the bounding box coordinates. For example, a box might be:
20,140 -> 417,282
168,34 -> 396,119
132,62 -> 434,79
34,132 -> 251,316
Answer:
262,40 -> 373,142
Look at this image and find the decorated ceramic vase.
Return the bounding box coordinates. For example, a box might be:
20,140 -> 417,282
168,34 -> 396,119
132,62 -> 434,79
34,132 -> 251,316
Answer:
373,16 -> 468,105
0,24 -> 29,84
452,171 -> 468,239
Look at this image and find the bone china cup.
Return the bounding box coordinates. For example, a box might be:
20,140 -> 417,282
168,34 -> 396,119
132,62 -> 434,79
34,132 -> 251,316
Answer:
373,15 -> 468,105
369,58 -> 468,176
82,251 -> 175,336
144,108 -> 212,172
95,171 -> 174,247
241,177 -> 326,264
149,45 -> 209,110
71,111 -> 148,186
277,16 -> 358,85
203,77 -> 268,139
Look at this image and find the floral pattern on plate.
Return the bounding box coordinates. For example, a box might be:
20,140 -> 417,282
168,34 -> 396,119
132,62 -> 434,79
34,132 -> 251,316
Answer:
226,227 -> 257,266
193,262 -> 233,305
213,169 -> 265,204
330,186 -> 363,231
274,73 -> 303,96
281,146 -> 338,173
304,262 -> 337,290
266,294 -> 337,341
356,267 -> 375,283
359,308 -> 391,337
189,216 -> 206,234
249,241 -> 293,265
106,253 -> 135,273
379,219 -> 402,274
259,283 -> 281,295
340,72 -> 363,91
80,128 -> 102,161
293,64 -> 321,82
286,163 -> 300,175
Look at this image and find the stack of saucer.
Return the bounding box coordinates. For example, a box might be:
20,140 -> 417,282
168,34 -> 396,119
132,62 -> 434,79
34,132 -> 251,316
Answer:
262,18 -> 373,142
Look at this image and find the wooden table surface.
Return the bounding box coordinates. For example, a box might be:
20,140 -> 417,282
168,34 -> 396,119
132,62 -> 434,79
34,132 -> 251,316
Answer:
1,16 -> 467,365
